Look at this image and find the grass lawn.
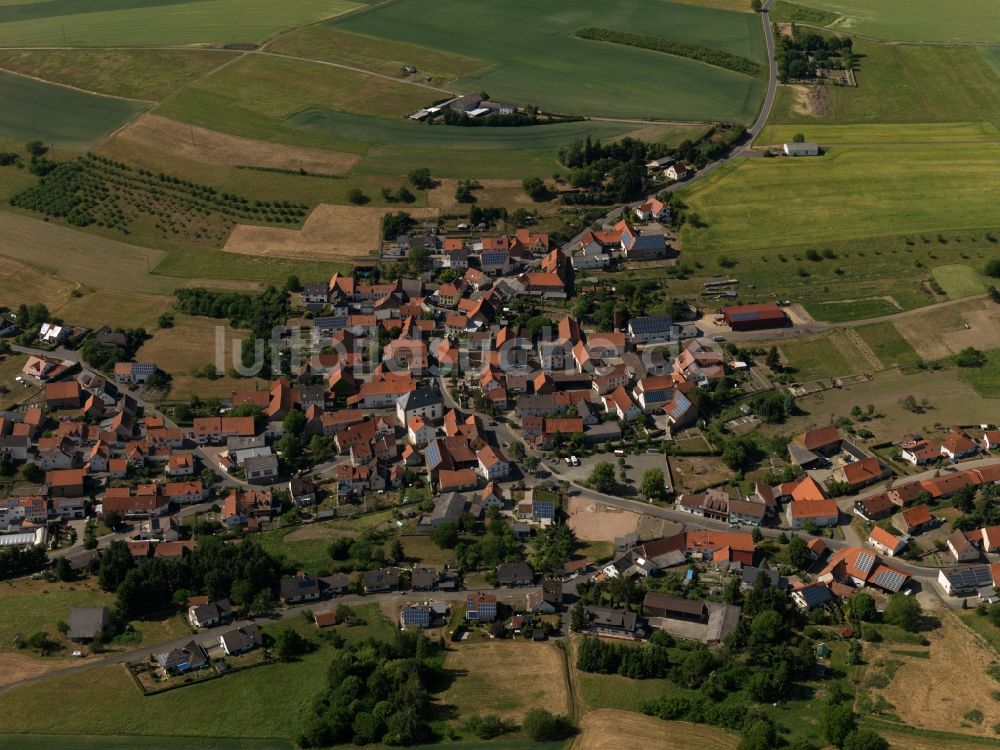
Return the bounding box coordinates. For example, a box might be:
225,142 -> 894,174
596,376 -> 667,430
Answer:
258,528 -> 336,576
761,366 -> 1000,444
958,349 -> 1000,399
54,289 -> 175,331
679,144 -> 1000,255
769,1 -> 838,25
577,671 -> 677,712
0,48 -> 232,101
853,323 -> 922,370
764,40 -> 1000,129
776,332 -> 858,380
334,0 -> 765,121
0,70 -> 147,149
931,264 -> 987,299
0,578 -> 112,646
0,0 -> 362,46
135,315 -> 270,401
778,0 -> 1000,42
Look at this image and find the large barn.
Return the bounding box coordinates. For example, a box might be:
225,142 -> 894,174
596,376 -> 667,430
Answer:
721,302 -> 788,331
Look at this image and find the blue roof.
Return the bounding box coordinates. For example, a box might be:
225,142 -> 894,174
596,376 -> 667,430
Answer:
798,584 -> 833,608
629,314 -> 673,334
629,234 -> 666,252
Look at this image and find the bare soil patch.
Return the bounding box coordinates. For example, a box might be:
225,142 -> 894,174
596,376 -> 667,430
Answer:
0,652 -> 69,689
668,455 -> 731,493
565,497 -> 640,542
224,204 -> 439,261
283,524 -> 358,542
941,306 -> 1000,354
443,641 -> 569,720
574,709 -> 739,750
425,179 -> 541,212
789,84 -> 830,117
866,611 -> 1000,737
113,114 -> 359,175
893,298 -> 1000,360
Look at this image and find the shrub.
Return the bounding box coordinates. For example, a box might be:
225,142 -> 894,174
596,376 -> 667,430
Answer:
521,708 -> 576,741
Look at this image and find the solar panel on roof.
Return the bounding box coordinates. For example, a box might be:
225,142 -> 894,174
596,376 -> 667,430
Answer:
629,315 -> 673,334
855,552 -> 876,574
424,441 -> 441,467
872,569 -> 906,592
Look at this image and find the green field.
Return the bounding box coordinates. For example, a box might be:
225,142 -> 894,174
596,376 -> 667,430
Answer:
931,264 -> 987,299
0,48 -> 231,101
332,0 -> 765,121
0,70 -> 147,149
854,323 -> 922,369
0,0 -> 362,46
766,41 -> 1000,129
267,26 -> 486,87
779,0 -> 1000,42
0,737 -> 291,750
0,607 -> 394,741
756,122 -> 1000,147
776,333 -> 855,379
680,143 -> 1000,254
0,579 -> 111,645
959,348 -> 1000,398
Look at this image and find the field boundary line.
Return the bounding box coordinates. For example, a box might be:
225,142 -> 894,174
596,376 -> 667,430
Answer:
252,49 -> 456,95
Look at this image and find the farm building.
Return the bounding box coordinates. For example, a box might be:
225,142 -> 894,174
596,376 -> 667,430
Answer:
722,302 -> 788,331
783,142 -> 819,156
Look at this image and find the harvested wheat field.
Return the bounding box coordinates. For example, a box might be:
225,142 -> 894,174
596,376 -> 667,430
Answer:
112,114 -> 360,175
565,496 -> 640,542
867,612 -> 1000,737
574,709 -> 739,750
225,204 -> 439,261
0,255 -> 77,310
425,179 -> 539,211
444,641 -> 568,720
0,652 -> 71,690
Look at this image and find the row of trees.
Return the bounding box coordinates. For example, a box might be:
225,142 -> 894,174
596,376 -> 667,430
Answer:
575,28 -> 762,76
97,536 -> 283,619
174,285 -> 289,339
575,631 -> 673,678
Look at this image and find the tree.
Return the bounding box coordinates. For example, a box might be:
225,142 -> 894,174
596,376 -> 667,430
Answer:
843,729 -> 889,750
347,188 -> 368,205
283,408 -> 306,436
793,132 -> 806,143
587,462 -> 617,493
985,258 -> 1000,278
787,535 -> 811,569
521,708 -> 576,741
409,168 -> 433,189
739,720 -> 777,750
848,592 -> 877,622
765,345 -> 781,370
21,462 -> 43,483
639,469 -> 665,500
53,556 -> 72,581
390,538 -> 405,563
883,593 -> 921,632
98,539 -> 135,591
570,601 -> 587,632
522,176 -> 550,201
273,627 -> 308,661
430,522 -> 459,549
822,701 -> 857,748
953,347 -> 987,368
